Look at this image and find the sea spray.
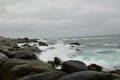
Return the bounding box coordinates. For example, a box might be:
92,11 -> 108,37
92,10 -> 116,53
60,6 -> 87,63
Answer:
37,35 -> 120,71
38,40 -> 77,62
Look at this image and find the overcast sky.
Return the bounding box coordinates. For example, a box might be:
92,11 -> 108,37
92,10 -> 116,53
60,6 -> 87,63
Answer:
0,0 -> 120,38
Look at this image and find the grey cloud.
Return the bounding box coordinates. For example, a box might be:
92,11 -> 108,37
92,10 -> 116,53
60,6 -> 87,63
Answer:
0,0 -> 120,38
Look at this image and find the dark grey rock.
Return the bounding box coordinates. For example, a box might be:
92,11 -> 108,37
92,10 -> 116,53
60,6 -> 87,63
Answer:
19,71 -> 67,80
7,51 -> 17,58
11,64 -> 32,77
11,63 -> 54,77
88,64 -> 103,71
15,37 -> 38,43
0,45 -> 16,58
39,41 -> 48,46
54,57 -> 62,67
0,52 -> 8,66
58,71 -> 119,80
70,42 -> 80,46
25,47 -> 42,53
1,49 -> 10,55
61,60 -> 88,73
0,46 -> 14,51
6,42 -> 19,49
0,59 -> 54,80
15,50 -> 38,60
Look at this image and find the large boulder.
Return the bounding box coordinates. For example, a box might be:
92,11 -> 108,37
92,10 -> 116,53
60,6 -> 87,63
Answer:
0,46 -> 14,52
11,63 -> 54,77
5,51 -> 18,58
0,46 -> 16,58
7,43 -> 19,49
1,48 -> 10,55
1,47 -> 41,58
15,37 -> 38,43
10,64 -> 32,77
88,64 -> 103,71
54,57 -> 62,67
19,71 -> 67,80
0,52 -> 8,62
0,52 -> 8,67
58,71 -> 120,80
24,47 -> 42,53
39,41 -> 48,46
48,57 -> 62,69
61,60 -> 88,73
0,37 -> 14,46
3,42 -> 20,50
15,50 -> 38,60
110,70 -> 120,75
0,59 -> 54,80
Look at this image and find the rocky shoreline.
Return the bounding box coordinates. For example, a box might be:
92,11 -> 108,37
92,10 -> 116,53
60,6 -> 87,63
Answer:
0,36 -> 120,80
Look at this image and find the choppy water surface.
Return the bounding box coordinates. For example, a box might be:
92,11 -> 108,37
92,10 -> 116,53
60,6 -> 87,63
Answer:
37,35 -> 120,71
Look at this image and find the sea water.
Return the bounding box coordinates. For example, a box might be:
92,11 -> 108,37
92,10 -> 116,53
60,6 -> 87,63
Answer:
37,35 -> 120,71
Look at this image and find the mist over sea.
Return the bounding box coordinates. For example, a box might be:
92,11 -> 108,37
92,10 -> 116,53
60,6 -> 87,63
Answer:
37,35 -> 120,71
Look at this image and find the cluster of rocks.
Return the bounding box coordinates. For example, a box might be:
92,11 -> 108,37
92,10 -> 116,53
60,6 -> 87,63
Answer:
0,37 -> 120,80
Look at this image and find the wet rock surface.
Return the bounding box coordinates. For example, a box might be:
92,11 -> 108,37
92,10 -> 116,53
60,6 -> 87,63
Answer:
61,60 -> 88,73
58,71 -> 119,80
0,59 -> 54,80
15,50 -> 38,60
19,71 -> 67,80
0,52 -> 8,68
88,64 -> 103,71
0,36 -> 120,80
39,41 -> 48,46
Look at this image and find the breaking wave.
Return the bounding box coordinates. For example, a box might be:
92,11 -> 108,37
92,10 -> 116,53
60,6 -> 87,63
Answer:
37,40 -> 120,71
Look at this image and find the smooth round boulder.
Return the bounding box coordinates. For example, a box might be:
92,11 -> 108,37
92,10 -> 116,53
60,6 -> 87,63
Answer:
2,49 -> 17,58
110,70 -> 120,75
0,52 -> 8,62
1,48 -> 10,55
11,64 -> 32,77
6,42 -> 19,49
15,50 -> 38,60
11,62 -> 54,77
39,41 -> 48,46
61,60 -> 88,73
19,71 -> 67,80
54,57 -> 62,67
58,71 -> 120,80
0,59 -> 54,80
15,37 -> 38,43
0,46 -> 13,51
88,64 -> 103,71
25,47 -> 42,53
0,52 -> 8,67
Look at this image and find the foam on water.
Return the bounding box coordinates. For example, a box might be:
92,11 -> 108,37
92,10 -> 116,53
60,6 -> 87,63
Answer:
37,39 -> 120,71
81,37 -> 107,40
69,47 -> 120,70
38,40 -> 77,62
104,44 -> 119,47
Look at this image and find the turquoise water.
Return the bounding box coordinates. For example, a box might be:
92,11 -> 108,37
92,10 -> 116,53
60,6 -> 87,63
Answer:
38,35 -> 120,71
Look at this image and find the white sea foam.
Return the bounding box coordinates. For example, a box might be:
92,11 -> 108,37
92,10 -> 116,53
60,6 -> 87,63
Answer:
38,39 -> 48,43
37,40 -> 120,71
82,37 -> 107,40
61,38 -> 78,41
37,40 -> 77,62
104,43 -> 119,47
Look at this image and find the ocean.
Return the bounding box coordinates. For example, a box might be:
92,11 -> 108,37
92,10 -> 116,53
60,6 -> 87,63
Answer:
37,35 -> 120,71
